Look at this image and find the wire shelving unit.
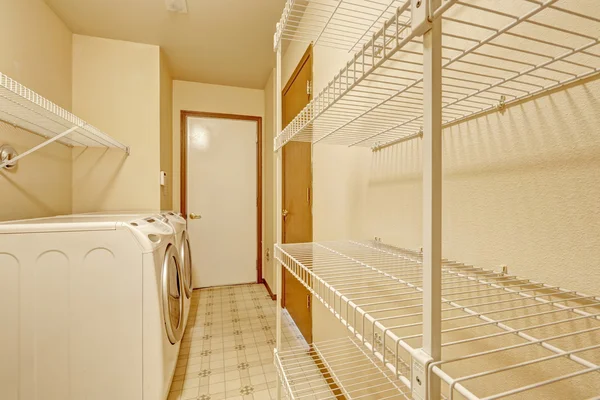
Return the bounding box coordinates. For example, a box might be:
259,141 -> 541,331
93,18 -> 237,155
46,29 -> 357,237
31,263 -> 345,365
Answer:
275,336 -> 411,399
274,0 -> 600,150
0,72 -> 129,169
272,1 -> 600,399
275,240 -> 600,399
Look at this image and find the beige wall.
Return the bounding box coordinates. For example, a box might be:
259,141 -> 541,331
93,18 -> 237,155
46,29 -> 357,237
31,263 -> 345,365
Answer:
71,35 -> 161,213
369,75 -> 600,295
160,52 -> 174,210
0,0 -> 73,221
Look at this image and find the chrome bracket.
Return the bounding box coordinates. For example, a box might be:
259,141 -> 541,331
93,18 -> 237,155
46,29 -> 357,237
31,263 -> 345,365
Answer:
0,145 -> 18,170
496,95 -> 507,112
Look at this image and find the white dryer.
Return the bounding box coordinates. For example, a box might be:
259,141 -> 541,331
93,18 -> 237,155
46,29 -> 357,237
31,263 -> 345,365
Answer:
156,212 -> 192,329
78,211 -> 193,331
0,215 -> 184,400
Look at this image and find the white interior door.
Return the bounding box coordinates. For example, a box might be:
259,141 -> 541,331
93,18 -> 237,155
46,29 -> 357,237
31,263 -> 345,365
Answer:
187,117 -> 257,288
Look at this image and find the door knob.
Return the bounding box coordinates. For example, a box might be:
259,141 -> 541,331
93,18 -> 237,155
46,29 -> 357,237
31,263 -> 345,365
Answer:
282,209 -> 289,220
189,213 -> 202,220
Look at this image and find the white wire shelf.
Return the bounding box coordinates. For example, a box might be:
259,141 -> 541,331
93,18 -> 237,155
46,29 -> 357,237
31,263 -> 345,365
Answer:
274,0 -> 600,150
274,240 -> 600,399
275,336 -> 411,399
274,0 -> 409,52
0,72 -> 129,152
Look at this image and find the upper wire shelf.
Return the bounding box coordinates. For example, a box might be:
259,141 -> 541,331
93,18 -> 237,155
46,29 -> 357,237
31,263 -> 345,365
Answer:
0,72 -> 129,152
274,0 -> 600,150
275,240 -> 600,399
274,0 -> 409,52
275,336 -> 411,399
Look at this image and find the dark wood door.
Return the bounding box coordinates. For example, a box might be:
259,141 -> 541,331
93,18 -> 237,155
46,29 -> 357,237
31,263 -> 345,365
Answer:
282,45 -> 313,343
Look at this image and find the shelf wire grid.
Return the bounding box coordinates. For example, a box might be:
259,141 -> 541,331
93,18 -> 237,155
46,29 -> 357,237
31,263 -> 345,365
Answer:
0,72 -> 129,151
275,336 -> 412,399
275,240 -> 600,399
274,0 -> 600,150
274,0 -> 409,52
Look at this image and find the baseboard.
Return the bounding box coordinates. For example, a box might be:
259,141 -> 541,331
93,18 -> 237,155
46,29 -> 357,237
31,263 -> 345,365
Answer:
262,279 -> 277,300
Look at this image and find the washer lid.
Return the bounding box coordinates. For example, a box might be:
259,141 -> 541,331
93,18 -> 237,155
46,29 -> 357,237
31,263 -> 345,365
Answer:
0,215 -> 135,233
0,215 -> 174,246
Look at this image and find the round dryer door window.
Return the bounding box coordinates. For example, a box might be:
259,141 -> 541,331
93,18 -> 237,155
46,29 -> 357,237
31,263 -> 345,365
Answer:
162,244 -> 184,344
181,231 -> 193,298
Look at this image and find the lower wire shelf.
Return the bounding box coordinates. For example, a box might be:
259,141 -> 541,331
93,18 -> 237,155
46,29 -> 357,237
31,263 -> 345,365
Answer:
275,241 -> 600,399
275,337 -> 411,400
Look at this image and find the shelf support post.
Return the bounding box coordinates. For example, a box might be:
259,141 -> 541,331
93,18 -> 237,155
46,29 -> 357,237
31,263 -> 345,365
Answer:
0,125 -> 79,169
275,36 -> 284,400
414,0 -> 442,399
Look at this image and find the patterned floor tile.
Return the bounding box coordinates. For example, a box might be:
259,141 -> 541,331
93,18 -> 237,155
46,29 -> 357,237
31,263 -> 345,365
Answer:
169,283 -> 308,400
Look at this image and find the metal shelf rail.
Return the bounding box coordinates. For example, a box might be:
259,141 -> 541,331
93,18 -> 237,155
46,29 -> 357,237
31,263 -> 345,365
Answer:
274,240 -> 600,399
275,336 -> 411,399
0,72 -> 129,169
274,0 -> 600,150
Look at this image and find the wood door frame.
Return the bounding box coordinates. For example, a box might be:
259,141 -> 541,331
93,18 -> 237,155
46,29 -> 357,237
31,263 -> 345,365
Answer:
281,44 -> 313,309
180,110 -> 263,284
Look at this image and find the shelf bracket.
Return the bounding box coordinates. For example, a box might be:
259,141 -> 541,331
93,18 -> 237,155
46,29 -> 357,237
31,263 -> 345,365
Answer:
411,0 -> 434,36
496,95 -> 507,112
0,125 -> 79,169
411,348 -> 434,400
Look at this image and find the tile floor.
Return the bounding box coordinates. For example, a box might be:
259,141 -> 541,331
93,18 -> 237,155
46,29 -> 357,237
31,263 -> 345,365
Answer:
168,283 -> 306,400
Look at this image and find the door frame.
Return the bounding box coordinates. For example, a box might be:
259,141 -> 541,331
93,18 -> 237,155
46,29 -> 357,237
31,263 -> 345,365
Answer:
180,110 -> 263,284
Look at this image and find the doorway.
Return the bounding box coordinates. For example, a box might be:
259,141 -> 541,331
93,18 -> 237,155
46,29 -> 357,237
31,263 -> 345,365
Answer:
181,111 -> 262,288
282,45 -> 313,343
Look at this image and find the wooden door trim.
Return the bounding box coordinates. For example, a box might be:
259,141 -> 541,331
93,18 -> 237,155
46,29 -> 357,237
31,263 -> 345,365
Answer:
180,110 -> 263,284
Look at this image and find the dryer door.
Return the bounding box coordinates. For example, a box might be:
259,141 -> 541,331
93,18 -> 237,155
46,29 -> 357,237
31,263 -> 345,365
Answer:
162,244 -> 184,344
181,231 -> 193,298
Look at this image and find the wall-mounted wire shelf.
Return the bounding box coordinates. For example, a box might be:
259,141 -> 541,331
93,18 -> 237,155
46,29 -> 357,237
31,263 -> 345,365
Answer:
275,336 -> 411,399
274,0 -> 408,52
275,240 -> 600,399
274,0 -> 600,150
0,72 -> 129,169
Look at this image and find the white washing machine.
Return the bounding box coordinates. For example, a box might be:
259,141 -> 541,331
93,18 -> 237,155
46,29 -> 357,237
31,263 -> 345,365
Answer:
156,212 -> 192,329
0,215 -> 184,400
77,211 -> 193,331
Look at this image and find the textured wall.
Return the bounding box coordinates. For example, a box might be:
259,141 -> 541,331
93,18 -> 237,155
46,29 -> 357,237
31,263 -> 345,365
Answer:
0,0 -> 73,221
369,75 -> 600,295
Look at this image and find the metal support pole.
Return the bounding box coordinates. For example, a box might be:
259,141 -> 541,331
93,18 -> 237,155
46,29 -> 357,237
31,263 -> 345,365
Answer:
422,0 -> 442,398
0,125 -> 79,169
275,41 -> 284,400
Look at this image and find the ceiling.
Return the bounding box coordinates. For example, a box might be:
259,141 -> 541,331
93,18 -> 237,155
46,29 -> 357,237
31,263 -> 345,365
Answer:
44,0 -> 285,89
